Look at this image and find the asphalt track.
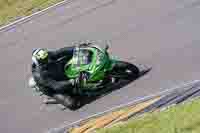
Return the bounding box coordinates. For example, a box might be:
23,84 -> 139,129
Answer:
1,0 -> 200,132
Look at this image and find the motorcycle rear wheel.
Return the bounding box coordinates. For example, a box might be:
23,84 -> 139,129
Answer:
53,94 -> 81,110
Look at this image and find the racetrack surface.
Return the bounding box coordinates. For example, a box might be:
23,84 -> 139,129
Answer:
1,0 -> 200,132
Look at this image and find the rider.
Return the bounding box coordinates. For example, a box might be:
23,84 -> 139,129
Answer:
31,43 -> 93,95
31,46 -> 76,95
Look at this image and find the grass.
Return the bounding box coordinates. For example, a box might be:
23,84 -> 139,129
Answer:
96,98 -> 200,133
0,0 -> 63,26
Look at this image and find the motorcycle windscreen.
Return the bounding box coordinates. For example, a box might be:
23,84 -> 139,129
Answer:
73,49 -> 92,67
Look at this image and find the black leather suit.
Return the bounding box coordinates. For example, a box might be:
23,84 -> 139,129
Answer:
32,46 -> 75,95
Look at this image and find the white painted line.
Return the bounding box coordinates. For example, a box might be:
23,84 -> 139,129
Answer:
0,0 -> 76,32
53,80 -> 200,130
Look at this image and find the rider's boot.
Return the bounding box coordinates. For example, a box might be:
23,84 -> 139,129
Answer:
42,95 -> 57,104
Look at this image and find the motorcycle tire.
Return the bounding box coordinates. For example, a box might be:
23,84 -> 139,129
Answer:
110,61 -> 140,80
52,94 -> 81,110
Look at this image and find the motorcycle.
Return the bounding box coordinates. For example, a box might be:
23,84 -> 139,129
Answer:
29,43 -> 140,110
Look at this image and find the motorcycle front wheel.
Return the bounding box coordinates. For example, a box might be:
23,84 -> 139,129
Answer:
85,61 -> 140,93
110,61 -> 140,80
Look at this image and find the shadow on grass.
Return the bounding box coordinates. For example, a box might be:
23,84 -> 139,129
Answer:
181,120 -> 200,133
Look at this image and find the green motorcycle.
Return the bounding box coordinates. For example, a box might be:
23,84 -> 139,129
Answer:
64,43 -> 139,94
57,43 -> 139,109
29,43 -> 140,110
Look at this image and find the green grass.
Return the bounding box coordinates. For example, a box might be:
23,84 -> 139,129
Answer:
0,0 -> 63,26
97,98 -> 200,133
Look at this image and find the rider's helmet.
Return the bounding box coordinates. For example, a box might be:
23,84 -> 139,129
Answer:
32,48 -> 49,66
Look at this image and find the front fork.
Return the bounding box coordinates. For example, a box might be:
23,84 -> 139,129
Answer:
73,72 -> 89,94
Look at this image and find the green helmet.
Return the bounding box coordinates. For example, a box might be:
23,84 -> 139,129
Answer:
32,48 -> 48,66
